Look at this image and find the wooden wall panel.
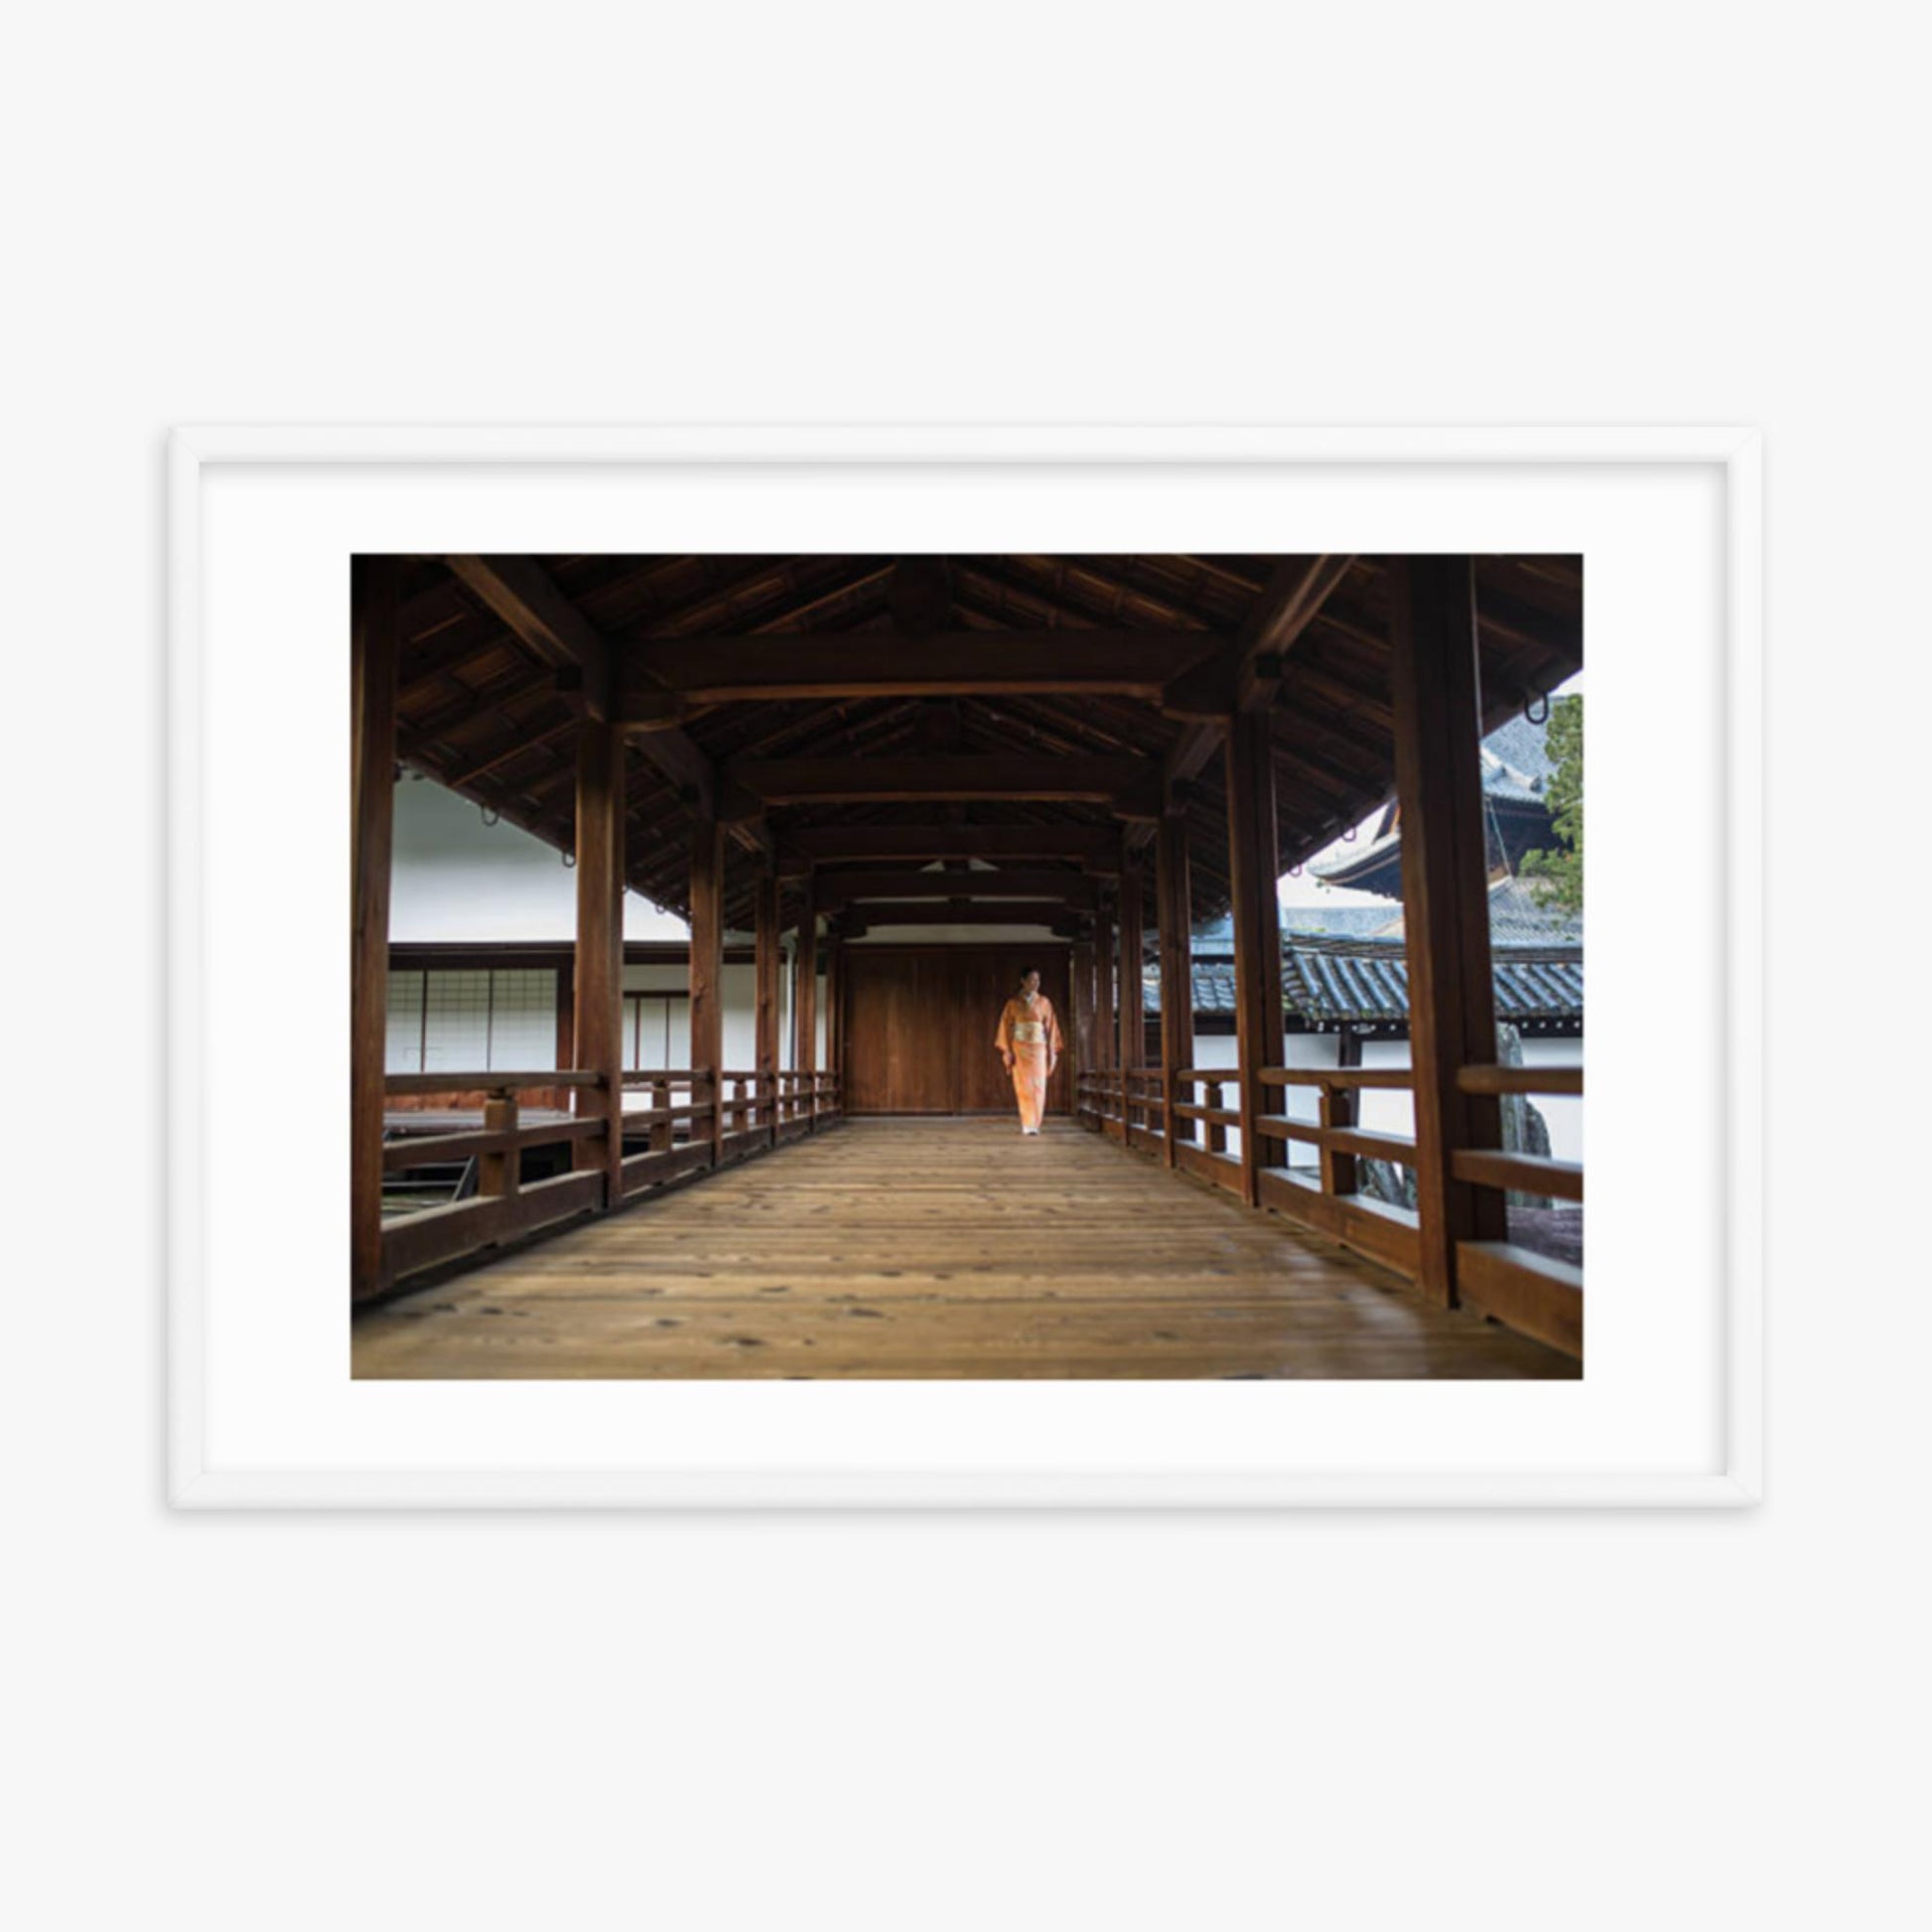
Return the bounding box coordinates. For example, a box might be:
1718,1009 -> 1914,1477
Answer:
843,946 -> 1073,1117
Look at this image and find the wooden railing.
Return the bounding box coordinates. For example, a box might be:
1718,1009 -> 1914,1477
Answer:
380,1070 -> 612,1285
379,1063 -> 844,1293
1079,1054 -> 1584,1358
1449,1062 -> 1584,1357
1252,1068 -> 1424,1277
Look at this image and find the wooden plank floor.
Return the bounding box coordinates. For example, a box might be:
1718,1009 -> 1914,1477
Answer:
352,1119 -> 1579,1379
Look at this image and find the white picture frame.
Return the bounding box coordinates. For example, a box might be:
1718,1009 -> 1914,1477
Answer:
168,426 -> 1762,1508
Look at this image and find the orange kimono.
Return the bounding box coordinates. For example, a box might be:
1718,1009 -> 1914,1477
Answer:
995,994 -> 1064,1132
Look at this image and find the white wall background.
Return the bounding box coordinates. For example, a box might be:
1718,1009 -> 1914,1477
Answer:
7,9 -> 1921,1931
392,774 -> 690,942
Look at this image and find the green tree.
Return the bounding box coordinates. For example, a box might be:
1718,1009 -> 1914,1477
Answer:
1519,694 -> 1582,914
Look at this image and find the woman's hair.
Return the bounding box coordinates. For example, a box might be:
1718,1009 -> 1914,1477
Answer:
1018,963 -> 1039,981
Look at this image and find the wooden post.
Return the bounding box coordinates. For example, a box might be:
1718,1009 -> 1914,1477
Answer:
1322,1027 -> 1361,1196
823,933 -> 844,1108
554,957 -> 576,1114
1117,856 -> 1145,1075
1092,890 -> 1115,1075
1318,1081 -> 1357,1198
1225,710 -> 1284,1207
573,718 -> 627,1207
1390,556 -> 1507,1304
479,1094 -> 520,1199
795,898 -> 819,1077
690,817 -> 725,1168
350,556 -> 400,1304
1116,857 -> 1144,1146
756,866 -> 780,1147
1070,939 -> 1095,1120
1156,812 -> 1193,1167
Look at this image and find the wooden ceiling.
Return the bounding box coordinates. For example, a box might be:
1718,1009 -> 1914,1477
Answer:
387,553 -> 1583,931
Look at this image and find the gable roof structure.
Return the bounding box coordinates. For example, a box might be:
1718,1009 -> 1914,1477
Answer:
386,553 -> 1584,932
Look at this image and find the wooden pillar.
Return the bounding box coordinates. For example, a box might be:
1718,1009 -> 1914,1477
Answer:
573,718 -> 626,1206
756,866 -> 780,1147
1156,813 -> 1193,1167
1392,556 -> 1507,1303
824,933 -> 844,1104
1091,891 -> 1115,1073
554,957 -> 576,1110
795,897 -> 819,1076
1225,710 -> 1285,1207
1117,857 -> 1145,1072
350,556 -> 400,1304
689,816 -> 725,1167
1070,939 -> 1095,1115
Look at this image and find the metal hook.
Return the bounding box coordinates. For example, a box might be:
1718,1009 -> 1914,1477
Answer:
1525,689 -> 1551,726
1288,864 -> 1304,878
1341,824 -> 1357,842
481,805 -> 500,827
562,850 -> 577,869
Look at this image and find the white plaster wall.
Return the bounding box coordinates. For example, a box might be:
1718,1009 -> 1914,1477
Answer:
389,776 -> 690,942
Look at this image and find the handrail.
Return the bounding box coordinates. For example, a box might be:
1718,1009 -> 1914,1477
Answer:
385,1068 -> 604,1096
1456,1063 -> 1584,1098
1261,1067 -> 1415,1090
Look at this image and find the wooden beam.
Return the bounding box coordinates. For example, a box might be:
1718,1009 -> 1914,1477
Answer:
446,555 -> 615,723
777,824 -> 1123,870
1155,813 -> 1193,1167
572,717 -> 626,1206
1391,556 -> 1507,1305
448,555 -> 728,827
836,900 -> 1083,927
725,756 -> 1153,807
1232,555 -> 1358,710
620,630 -> 1223,710
350,556 -> 400,1304
1139,554 -> 1355,849
815,868 -> 1098,908
1225,710 -> 1285,1208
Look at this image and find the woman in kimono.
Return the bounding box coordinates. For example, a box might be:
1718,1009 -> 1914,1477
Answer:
995,966 -> 1063,1136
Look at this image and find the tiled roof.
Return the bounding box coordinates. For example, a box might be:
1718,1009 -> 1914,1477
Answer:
1367,876 -> 1582,946
1145,934 -> 1583,1025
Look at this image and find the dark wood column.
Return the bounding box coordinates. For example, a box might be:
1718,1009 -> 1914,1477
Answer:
1225,710 -> 1285,1207
795,897 -> 819,1076
1156,812 -> 1194,1167
1391,556 -> 1506,1303
689,816 -> 726,1165
350,556 -> 400,1304
755,865 -> 780,1144
1116,857 -> 1145,1073
1070,938 -> 1095,1104
823,933 -> 844,1098
573,718 -> 626,1205
1091,890 -> 1115,1072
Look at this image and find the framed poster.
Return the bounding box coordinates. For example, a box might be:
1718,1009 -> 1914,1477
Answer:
168,427 -> 1761,1506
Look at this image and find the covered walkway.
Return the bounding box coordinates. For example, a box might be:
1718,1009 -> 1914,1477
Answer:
352,1120 -> 1576,1379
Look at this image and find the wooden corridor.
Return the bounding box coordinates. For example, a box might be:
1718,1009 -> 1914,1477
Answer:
352,1120 -> 1577,1379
